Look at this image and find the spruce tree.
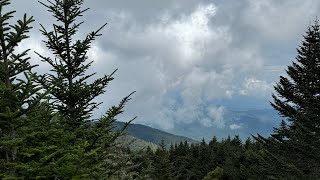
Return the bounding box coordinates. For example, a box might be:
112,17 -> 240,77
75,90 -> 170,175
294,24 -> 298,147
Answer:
35,0 -> 134,178
0,0 -> 43,177
256,21 -> 320,178
202,166 -> 224,180
15,101 -> 67,178
151,139 -> 173,180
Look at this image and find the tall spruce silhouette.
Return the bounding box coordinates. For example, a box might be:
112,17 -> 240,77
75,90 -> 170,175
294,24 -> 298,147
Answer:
256,21 -> 320,179
35,0 -> 135,178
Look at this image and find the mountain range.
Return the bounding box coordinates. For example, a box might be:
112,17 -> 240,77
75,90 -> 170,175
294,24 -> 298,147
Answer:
115,108 -> 282,150
164,108 -> 281,141
114,121 -> 198,150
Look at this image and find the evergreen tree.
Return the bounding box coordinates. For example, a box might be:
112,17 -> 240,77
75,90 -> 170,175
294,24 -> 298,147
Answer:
170,141 -> 197,180
256,20 -> 320,178
106,145 -> 139,179
147,136 -> 276,180
14,102 -> 70,178
202,166 -> 224,180
151,139 -> 173,180
131,147 -> 155,179
0,0 -> 43,177
34,0 -> 134,178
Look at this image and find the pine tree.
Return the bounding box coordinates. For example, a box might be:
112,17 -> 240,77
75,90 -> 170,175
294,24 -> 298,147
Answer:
256,20 -> 320,178
0,0 -> 43,177
34,0 -> 134,178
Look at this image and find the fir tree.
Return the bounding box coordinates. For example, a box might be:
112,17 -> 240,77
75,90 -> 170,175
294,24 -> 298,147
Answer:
151,139 -> 173,180
202,166 -> 224,180
14,102 -> 69,178
34,0 -> 135,178
37,0 -> 117,130
256,20 -> 320,178
0,0 -> 43,177
131,147 -> 155,179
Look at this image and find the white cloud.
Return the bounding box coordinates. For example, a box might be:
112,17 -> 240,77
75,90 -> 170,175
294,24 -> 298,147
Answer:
106,3 -> 231,68
89,3 -> 271,130
15,36 -> 51,71
159,4 -> 218,61
181,67 -> 234,104
12,0 -> 302,133
201,118 -> 215,127
239,78 -> 273,98
230,123 -> 242,130
244,0 -> 320,41
206,106 -> 226,128
88,43 -> 118,65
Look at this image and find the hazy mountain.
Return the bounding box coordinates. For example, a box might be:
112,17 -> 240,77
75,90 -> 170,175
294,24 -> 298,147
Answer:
166,109 -> 281,141
114,108 -> 281,147
114,121 -> 199,147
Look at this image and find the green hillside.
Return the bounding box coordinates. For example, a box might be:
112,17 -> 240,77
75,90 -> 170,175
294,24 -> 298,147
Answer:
114,121 -> 199,147
116,134 -> 159,151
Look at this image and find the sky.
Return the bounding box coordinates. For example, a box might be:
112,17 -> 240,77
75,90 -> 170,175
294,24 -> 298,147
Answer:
10,0 -> 320,132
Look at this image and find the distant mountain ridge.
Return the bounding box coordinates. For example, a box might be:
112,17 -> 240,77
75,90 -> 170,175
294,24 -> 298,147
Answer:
114,108 -> 280,149
166,108 -> 281,141
114,121 -> 198,147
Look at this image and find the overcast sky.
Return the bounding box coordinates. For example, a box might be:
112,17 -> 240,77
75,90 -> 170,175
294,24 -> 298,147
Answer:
10,0 -> 320,131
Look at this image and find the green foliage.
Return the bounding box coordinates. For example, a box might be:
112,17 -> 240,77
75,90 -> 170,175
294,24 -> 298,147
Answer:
37,0 -> 115,129
0,0 -> 134,178
131,136 -> 267,180
29,0 -> 135,178
255,20 -> 320,179
203,167 -> 224,180
130,146 -> 155,179
150,139 -> 174,180
0,0 -> 44,177
115,134 -> 159,152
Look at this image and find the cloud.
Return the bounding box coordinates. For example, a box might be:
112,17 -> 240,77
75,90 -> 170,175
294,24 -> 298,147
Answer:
230,123 -> 242,130
206,106 -> 226,128
180,67 -> 234,104
15,36 -> 52,73
243,0 -> 320,41
10,0 -> 315,135
239,78 -> 273,98
158,4 -> 218,62
88,3 -> 241,129
103,3 -> 231,68
75,3 -> 271,130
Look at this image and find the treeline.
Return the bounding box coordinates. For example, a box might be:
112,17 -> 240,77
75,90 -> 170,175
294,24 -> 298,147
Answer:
129,137 -> 265,180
